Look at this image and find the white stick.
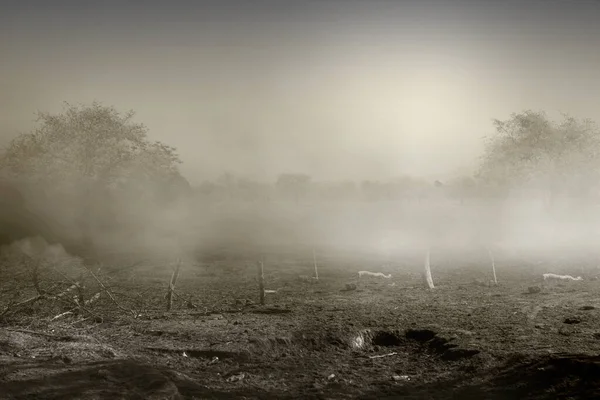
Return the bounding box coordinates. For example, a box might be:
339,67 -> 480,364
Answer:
424,248 -> 435,289
358,271 -> 392,279
487,247 -> 498,285
369,352 -> 398,359
50,311 -> 73,321
542,273 -> 582,281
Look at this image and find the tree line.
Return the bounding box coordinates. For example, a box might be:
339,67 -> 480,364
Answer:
1,103 -> 599,254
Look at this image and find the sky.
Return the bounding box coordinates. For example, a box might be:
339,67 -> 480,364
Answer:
1,0 -> 600,184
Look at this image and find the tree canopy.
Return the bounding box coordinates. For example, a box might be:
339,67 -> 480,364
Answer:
0,102 -> 183,193
477,110 -> 600,202
0,102 -> 189,251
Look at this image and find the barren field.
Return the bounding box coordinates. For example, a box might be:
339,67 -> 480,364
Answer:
2,248 -> 600,399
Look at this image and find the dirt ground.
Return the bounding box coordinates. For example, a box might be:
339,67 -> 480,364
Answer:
2,249 -> 600,399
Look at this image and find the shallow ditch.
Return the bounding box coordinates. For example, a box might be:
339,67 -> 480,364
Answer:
248,326 -> 480,361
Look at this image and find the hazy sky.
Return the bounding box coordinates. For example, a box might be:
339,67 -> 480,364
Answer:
1,0 -> 600,184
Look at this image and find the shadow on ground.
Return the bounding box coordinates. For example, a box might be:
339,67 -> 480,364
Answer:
0,359 -> 290,400
364,354 -> 600,400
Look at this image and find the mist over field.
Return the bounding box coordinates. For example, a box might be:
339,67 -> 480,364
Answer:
6,3 -> 600,398
2,0 -> 600,266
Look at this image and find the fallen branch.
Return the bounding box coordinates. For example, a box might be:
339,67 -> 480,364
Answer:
543,273 -> 583,282
50,311 -> 73,321
50,294 -> 102,321
369,352 -> 398,359
85,265 -> 137,318
358,271 -> 391,279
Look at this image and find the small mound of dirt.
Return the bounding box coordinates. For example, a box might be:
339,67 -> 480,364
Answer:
527,286 -> 542,294
0,329 -> 45,352
341,283 -> 357,292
